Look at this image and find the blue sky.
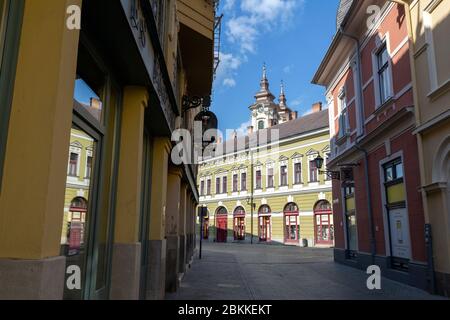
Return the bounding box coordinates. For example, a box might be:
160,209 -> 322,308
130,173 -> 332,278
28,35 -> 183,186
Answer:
212,0 -> 340,137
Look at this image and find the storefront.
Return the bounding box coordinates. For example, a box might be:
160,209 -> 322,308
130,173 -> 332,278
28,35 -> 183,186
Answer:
258,205 -> 271,242
233,206 -> 246,241
314,200 -> 334,246
284,203 -> 299,244
216,207 -> 228,243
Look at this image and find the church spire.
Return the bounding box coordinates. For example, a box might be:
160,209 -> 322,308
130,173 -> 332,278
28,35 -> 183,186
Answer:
279,80 -> 287,108
260,63 -> 270,92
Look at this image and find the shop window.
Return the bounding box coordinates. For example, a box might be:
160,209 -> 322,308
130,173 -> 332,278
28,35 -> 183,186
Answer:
314,200 -> 334,245
284,203 -> 299,244
61,39 -> 122,300
258,205 -> 271,242
383,158 -> 410,269
344,183 -> 357,257
233,206 -> 246,241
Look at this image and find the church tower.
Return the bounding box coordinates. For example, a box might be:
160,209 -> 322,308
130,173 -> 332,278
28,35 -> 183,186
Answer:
249,64 -> 296,132
249,64 -> 280,131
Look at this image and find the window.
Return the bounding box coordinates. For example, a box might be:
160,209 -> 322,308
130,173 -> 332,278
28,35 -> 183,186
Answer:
337,89 -> 348,139
86,155 -> 93,179
256,170 -> 262,189
280,166 -> 288,186
309,160 -> 318,182
377,44 -> 392,105
222,176 -> 227,194
69,153 -> 79,177
200,180 -> 205,196
241,172 -> 247,191
216,177 -> 220,195
233,174 -> 238,192
294,163 -> 302,184
207,179 -> 211,195
344,183 -> 357,254
267,168 -> 274,188
383,159 -> 405,206
258,121 -> 265,130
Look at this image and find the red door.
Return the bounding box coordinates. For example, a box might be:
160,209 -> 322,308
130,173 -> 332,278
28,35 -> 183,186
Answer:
234,217 -> 245,240
216,215 -> 227,243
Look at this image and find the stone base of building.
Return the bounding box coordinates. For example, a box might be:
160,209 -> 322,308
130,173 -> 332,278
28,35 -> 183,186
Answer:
146,239 -> 166,300
110,242 -> 141,300
334,248 -> 431,293
435,271 -> 450,297
165,235 -> 180,293
0,256 -> 66,300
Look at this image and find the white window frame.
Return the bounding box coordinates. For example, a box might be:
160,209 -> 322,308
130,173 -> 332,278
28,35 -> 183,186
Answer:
254,164 -> 263,191
372,33 -> 394,109
292,156 -> 303,185
68,143 -> 82,178
266,162 -> 275,190
337,87 -> 349,139
307,153 -> 319,186
279,159 -> 289,189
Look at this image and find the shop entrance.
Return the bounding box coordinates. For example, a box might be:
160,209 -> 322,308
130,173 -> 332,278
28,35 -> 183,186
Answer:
258,205 -> 271,242
284,203 -> 299,244
314,200 -> 334,245
233,206 -> 246,241
216,207 -> 228,243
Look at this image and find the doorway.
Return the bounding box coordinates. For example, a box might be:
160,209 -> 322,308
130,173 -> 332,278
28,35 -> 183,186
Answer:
233,206 -> 246,241
216,207 -> 228,243
284,203 -> 299,244
258,205 -> 271,242
314,200 -> 334,245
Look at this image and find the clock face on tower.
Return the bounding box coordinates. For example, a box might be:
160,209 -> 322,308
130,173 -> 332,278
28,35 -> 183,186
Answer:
258,104 -> 264,113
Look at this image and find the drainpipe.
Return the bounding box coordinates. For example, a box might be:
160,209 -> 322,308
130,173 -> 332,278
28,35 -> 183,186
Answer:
338,28 -> 377,262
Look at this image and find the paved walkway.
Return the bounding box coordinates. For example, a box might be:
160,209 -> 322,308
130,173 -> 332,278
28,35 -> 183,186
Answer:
166,242 -> 444,300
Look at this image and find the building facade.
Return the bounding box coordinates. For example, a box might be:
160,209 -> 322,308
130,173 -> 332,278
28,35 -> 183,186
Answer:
403,0 -> 450,296
313,0 -> 430,291
0,0 -> 218,300
199,71 -> 333,247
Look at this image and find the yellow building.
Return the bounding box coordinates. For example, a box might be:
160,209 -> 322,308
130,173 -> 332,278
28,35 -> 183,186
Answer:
400,0 -> 450,296
198,71 -> 333,247
0,0 -> 218,300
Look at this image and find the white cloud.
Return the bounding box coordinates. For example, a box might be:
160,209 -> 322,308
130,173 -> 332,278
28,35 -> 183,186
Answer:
223,0 -> 236,11
225,0 -> 301,54
227,120 -> 252,139
290,97 -> 302,107
283,65 -> 294,74
216,52 -> 242,88
223,78 -> 237,87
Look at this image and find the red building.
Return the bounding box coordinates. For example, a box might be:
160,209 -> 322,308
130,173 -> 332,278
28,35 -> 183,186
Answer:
312,0 -> 430,291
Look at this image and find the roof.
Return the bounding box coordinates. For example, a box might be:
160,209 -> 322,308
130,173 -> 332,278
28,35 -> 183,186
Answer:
336,0 -> 354,30
211,109 -> 329,157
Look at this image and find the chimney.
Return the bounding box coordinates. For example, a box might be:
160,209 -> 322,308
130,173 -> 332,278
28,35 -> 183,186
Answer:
232,130 -> 238,140
312,102 -> 322,113
247,126 -> 254,135
292,111 -> 298,120
90,97 -> 102,110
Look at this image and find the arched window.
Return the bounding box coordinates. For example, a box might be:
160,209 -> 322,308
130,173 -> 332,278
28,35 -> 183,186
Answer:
258,121 -> 265,130
314,200 -> 331,212
234,206 -> 246,216
216,206 -> 228,215
70,197 -> 88,212
284,202 -> 299,213
259,205 -> 271,215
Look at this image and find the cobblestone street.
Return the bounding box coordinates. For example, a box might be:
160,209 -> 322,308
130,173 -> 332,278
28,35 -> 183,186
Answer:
167,242 -> 443,300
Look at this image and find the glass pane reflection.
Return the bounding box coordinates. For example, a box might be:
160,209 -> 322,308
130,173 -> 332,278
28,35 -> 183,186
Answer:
74,78 -> 103,122
61,125 -> 96,300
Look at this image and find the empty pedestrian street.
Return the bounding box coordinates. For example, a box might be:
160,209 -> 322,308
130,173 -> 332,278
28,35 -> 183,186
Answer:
167,242 -> 443,300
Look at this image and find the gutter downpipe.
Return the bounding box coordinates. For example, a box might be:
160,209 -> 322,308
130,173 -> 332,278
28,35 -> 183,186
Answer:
339,26 -> 377,263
